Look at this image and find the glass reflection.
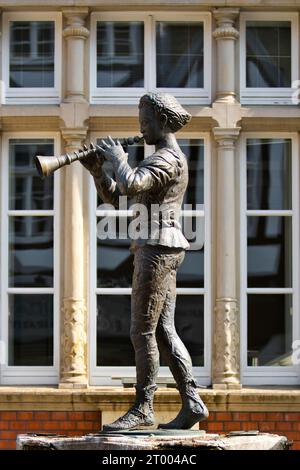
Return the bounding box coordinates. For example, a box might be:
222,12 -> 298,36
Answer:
97,295 -> 204,367
97,22 -> 144,87
156,22 -> 203,88
9,216 -> 54,287
247,216 -> 292,288
246,21 -> 291,88
10,21 -> 54,88
9,139 -> 54,211
247,139 -> 291,210
179,139 -> 204,207
97,220 -> 133,288
247,294 -> 292,366
8,294 -> 53,366
177,247 -> 204,288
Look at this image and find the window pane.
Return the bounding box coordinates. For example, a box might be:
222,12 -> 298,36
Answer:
8,294 -> 53,366
97,220 -> 133,288
247,216 -> 292,288
156,22 -> 203,88
10,21 -> 55,88
97,294 -> 204,367
9,216 -> 54,287
247,294 -> 293,366
9,139 -> 54,210
97,22 -> 144,87
179,139 -> 204,207
177,248 -> 204,288
97,295 -> 133,366
247,139 -> 292,210
246,21 -> 291,88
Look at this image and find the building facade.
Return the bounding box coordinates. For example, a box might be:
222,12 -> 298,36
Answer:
0,0 -> 300,450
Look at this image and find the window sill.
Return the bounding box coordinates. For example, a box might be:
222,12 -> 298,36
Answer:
90,94 -> 211,106
0,386 -> 300,412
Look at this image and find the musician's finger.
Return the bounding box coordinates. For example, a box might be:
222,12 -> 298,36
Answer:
107,135 -> 115,146
116,139 -> 122,147
96,145 -> 106,155
101,139 -> 110,148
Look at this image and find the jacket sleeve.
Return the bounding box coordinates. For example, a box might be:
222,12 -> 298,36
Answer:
93,169 -> 121,208
112,154 -> 178,197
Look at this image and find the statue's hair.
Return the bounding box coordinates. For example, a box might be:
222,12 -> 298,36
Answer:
139,93 -> 191,133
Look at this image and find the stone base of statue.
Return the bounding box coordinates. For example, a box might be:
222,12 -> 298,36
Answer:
16,430 -> 291,451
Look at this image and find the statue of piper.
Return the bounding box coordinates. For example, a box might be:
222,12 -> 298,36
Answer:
81,93 -> 209,431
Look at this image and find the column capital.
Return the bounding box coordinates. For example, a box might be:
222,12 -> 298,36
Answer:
213,127 -> 241,149
62,8 -> 89,40
213,8 -> 239,40
60,127 -> 88,152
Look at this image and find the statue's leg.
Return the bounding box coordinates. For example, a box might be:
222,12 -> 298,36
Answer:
156,251 -> 209,429
102,245 -> 171,432
130,245 -> 173,388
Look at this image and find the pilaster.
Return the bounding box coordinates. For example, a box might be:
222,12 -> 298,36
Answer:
62,8 -> 89,103
59,127 -> 88,389
213,8 -> 239,103
212,127 -> 241,389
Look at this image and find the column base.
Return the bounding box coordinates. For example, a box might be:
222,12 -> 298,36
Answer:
63,95 -> 88,103
59,381 -> 89,389
214,93 -> 238,104
212,383 -> 242,390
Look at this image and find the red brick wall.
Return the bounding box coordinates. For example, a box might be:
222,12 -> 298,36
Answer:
0,410 -> 299,450
0,411 -> 101,450
200,412 -> 300,450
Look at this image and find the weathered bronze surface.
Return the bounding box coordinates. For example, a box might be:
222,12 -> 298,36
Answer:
82,93 -> 209,431
34,136 -> 142,178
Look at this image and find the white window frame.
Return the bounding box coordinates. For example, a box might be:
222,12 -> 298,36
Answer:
0,132 -> 61,385
88,131 -> 211,386
239,12 -> 299,105
240,132 -> 300,385
2,12 -> 62,105
90,12 -> 211,105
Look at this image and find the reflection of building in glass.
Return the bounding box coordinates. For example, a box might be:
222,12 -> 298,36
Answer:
10,21 -> 54,88
97,22 -> 144,87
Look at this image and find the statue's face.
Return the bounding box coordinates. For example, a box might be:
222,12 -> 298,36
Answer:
139,105 -> 165,145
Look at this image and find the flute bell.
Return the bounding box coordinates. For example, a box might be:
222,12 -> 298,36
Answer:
34,155 -> 59,179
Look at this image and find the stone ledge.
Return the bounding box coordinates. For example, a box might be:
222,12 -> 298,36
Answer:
16,431 -> 291,451
0,386 -> 300,412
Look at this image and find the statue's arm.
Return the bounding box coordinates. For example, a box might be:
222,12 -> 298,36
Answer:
92,169 -> 120,208
111,155 -> 177,197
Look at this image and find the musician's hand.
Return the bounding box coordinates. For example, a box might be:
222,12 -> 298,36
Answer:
97,136 -> 128,164
80,143 -> 104,177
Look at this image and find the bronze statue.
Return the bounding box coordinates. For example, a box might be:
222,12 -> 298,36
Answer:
81,92 -> 209,431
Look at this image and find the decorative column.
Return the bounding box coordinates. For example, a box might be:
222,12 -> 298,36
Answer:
213,9 -> 239,102
62,8 -> 89,102
213,128 -> 241,389
59,128 -> 88,389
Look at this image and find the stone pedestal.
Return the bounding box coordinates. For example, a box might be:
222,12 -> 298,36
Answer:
16,431 -> 291,451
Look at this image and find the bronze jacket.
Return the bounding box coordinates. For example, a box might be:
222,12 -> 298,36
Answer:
94,147 -> 189,251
